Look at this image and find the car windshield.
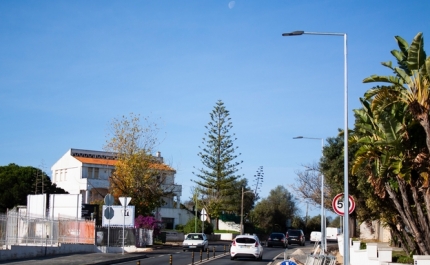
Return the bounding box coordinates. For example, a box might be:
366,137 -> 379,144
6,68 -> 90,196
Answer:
236,238 -> 256,244
187,234 -> 203,240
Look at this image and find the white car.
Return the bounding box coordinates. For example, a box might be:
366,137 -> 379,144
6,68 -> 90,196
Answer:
182,233 -> 208,251
310,231 -> 321,243
230,234 -> 263,261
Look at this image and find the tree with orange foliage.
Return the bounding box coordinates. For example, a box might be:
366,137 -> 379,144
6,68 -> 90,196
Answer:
104,113 -> 177,215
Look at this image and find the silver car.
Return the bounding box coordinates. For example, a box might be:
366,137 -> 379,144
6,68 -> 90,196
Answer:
182,233 -> 208,251
230,234 -> 264,261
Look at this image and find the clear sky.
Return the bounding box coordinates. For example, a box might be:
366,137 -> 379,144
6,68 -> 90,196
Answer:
1,1 -> 429,218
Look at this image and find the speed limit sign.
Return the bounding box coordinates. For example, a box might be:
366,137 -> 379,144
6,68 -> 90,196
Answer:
332,193 -> 355,216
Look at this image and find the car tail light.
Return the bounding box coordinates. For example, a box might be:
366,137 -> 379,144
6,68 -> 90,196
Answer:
232,240 -> 236,246
254,241 -> 259,247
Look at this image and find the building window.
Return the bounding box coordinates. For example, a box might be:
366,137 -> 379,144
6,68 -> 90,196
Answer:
94,168 -> 99,179
64,169 -> 67,181
87,167 -> 93,179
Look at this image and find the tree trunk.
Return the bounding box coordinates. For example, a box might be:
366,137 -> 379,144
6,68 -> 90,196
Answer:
418,115 -> 430,154
385,183 -> 418,253
397,177 -> 429,255
411,185 -> 430,248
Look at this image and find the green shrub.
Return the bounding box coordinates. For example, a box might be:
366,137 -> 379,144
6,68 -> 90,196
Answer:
392,251 -> 414,264
183,218 -> 214,234
175,224 -> 184,232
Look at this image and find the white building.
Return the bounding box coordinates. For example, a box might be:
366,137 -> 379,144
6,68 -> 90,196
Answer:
51,148 -> 192,228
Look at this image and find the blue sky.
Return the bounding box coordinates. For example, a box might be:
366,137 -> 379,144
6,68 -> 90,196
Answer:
1,1 -> 429,218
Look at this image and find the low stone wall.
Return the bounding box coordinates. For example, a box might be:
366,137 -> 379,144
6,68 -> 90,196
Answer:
0,243 -> 96,261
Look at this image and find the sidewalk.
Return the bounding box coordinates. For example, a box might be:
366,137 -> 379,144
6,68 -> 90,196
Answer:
0,252 -> 149,265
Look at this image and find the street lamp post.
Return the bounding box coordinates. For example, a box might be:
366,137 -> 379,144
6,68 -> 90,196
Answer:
293,136 -> 326,253
283,30 -> 349,265
240,187 -> 254,234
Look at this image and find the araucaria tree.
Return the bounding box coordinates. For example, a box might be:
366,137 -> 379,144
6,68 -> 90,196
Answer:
193,100 -> 243,227
104,113 -> 176,216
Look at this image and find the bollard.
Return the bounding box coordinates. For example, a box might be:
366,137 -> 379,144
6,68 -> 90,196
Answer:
191,251 -> 194,265
169,254 -> 172,265
207,247 -> 209,260
137,260 -> 140,265
200,249 -> 203,262
213,246 -> 215,258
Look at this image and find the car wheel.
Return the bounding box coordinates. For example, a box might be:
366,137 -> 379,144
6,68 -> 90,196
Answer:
259,254 -> 263,261
230,256 -> 234,260
183,249 -> 186,252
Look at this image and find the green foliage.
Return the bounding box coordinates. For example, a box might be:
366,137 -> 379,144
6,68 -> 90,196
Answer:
392,251 -> 414,264
183,218 -> 214,234
250,185 -> 298,234
175,224 -> 184,232
193,100 -> 243,220
0,163 -> 68,212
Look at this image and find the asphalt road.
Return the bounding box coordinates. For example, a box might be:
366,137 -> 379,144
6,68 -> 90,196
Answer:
112,243 -> 317,265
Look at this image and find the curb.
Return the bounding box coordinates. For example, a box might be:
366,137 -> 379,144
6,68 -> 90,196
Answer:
89,254 -> 148,265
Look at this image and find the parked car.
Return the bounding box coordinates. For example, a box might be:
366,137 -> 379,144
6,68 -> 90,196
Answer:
230,234 -> 264,260
267,232 -> 288,248
286,229 -> 305,246
182,233 -> 208,251
310,231 -> 321,243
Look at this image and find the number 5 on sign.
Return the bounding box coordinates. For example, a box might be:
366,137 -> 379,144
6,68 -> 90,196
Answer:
332,193 -> 355,216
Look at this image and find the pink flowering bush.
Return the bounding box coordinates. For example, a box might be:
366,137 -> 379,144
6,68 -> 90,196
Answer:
135,215 -> 161,236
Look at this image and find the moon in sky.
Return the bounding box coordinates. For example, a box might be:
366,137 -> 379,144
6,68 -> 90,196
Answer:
228,1 -> 235,9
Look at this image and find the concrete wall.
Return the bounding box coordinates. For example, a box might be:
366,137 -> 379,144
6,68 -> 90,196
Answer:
217,220 -> 240,232
0,244 -> 96,261
339,238 -> 430,265
360,220 -> 391,242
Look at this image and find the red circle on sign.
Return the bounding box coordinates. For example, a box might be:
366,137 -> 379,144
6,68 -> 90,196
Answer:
332,193 -> 355,216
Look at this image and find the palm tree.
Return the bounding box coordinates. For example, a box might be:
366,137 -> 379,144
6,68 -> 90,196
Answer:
363,32 -> 430,151
350,97 -> 430,253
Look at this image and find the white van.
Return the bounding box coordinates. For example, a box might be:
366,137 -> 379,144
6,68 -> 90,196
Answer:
310,231 -> 321,243
326,227 -> 341,242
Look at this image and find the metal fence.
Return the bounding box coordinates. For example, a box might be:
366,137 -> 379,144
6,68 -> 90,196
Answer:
95,226 -> 137,247
0,209 -> 95,246
304,255 -> 337,265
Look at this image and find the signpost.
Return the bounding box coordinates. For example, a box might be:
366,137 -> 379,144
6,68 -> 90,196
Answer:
200,209 -> 207,234
332,193 -> 355,216
104,194 -> 114,251
119,197 -> 132,255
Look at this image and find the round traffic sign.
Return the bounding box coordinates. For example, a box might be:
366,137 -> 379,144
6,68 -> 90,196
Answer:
332,193 -> 355,216
104,194 -> 114,206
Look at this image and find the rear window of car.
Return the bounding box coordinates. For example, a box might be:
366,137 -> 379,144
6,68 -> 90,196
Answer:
270,233 -> 285,239
235,237 -> 256,244
187,234 -> 203,240
288,230 -> 301,236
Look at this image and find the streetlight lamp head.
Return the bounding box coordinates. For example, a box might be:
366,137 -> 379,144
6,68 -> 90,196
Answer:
282,31 -> 305,36
293,136 -> 304,139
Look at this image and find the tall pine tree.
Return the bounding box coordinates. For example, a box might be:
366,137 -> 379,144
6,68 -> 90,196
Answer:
193,100 -> 243,228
